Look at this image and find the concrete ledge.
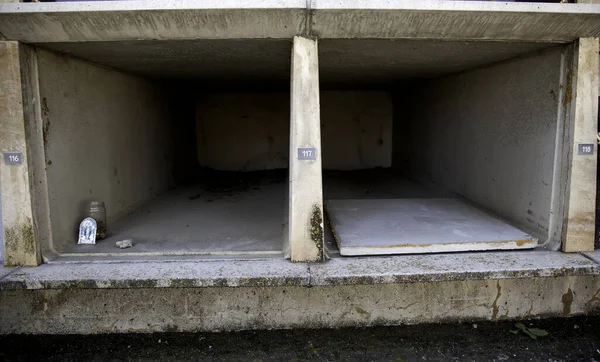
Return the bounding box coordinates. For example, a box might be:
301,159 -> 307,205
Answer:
0,1 -> 598,42
0,259 -> 310,290
310,251 -> 600,285
1,251 -> 598,291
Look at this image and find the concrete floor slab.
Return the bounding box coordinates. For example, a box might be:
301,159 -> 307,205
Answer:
309,250 -> 600,286
60,179 -> 286,257
0,259 -> 308,290
326,198 -> 537,256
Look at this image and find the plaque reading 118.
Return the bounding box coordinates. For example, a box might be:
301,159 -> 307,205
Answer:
298,147 -> 317,161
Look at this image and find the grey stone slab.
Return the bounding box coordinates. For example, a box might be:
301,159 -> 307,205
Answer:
309,250 -> 600,286
326,198 -> 537,256
0,259 -> 308,290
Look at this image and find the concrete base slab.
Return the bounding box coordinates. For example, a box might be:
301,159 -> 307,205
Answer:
0,251 -> 598,334
326,198 -> 536,256
59,177 -> 286,258
1,274 -> 599,334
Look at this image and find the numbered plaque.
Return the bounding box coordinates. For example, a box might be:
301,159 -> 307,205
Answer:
578,144 -> 594,155
3,152 -> 22,165
297,147 -> 317,161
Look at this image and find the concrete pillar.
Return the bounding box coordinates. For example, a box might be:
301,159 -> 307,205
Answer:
562,38 -> 599,252
287,36 -> 325,262
0,41 -> 42,266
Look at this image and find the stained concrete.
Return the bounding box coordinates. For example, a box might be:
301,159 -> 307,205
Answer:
2,250 -> 596,291
37,49 -> 175,254
562,37 -> 599,252
0,1 -> 599,43
326,198 -> 536,256
0,259 -> 308,290
1,250 -> 598,333
1,274 -> 599,334
0,41 -> 42,267
288,36 -> 324,262
309,250 -> 599,286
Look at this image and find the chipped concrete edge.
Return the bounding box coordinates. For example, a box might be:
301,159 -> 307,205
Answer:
1,260 -> 599,291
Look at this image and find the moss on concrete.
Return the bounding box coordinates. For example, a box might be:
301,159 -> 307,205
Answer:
3,217 -> 36,267
310,204 -> 324,262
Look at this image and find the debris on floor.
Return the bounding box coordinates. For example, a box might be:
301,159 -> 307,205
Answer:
116,239 -> 133,249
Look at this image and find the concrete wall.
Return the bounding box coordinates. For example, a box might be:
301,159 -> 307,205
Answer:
196,91 -> 392,171
37,49 -> 174,252
400,46 -> 564,239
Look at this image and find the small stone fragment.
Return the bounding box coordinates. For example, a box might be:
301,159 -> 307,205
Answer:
116,239 -> 133,249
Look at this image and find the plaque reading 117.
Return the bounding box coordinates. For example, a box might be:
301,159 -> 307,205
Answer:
298,147 -> 317,161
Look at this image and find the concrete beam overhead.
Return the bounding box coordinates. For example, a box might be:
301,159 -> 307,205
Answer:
0,1 -> 598,43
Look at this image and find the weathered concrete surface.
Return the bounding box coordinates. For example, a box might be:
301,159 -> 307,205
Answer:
0,1 -> 599,43
18,44 -> 54,261
563,38 -> 599,252
0,251 -> 598,334
1,250 -> 596,290
0,275 -> 598,334
37,49 -> 175,253
309,251 -> 599,286
0,259 -> 309,290
288,36 -> 324,262
402,46 -> 564,244
0,1 -> 306,42
311,1 -> 600,42
0,41 -> 41,267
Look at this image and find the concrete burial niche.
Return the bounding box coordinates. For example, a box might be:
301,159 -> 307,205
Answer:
318,39 -> 576,256
33,39 -> 297,259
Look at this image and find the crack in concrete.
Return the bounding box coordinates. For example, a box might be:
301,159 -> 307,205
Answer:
491,281 -> 502,320
304,0 -> 313,37
579,252 -> 600,266
0,265 -> 21,283
393,301 -> 419,311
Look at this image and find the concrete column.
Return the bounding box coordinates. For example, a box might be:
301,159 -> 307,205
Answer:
287,36 -> 325,262
0,41 -> 42,266
562,38 -> 599,252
